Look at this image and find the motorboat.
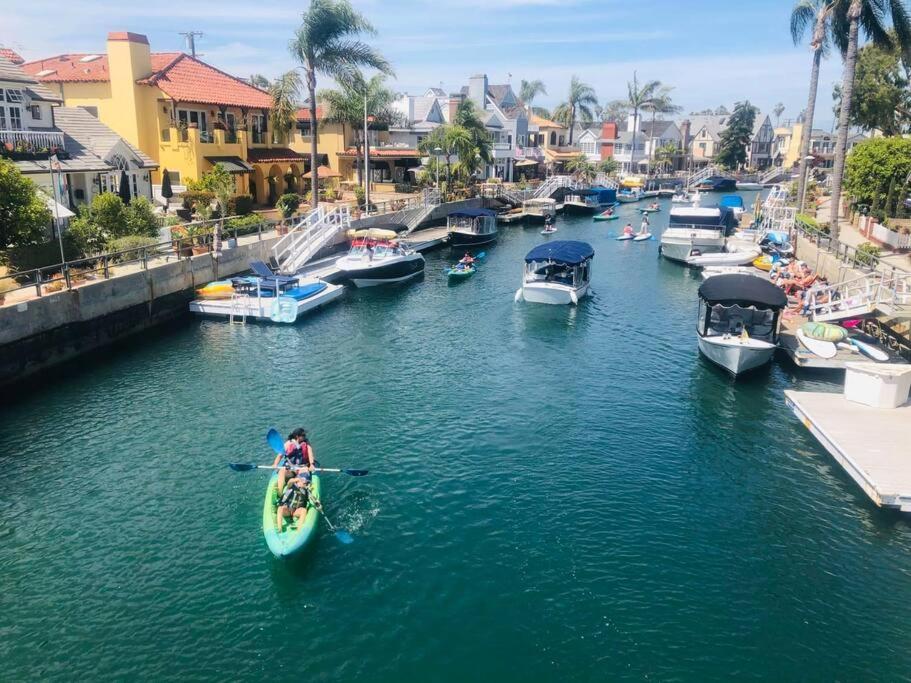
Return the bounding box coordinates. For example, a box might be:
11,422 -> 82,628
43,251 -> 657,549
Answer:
658,184 -> 678,198
447,208 -> 498,248
696,273 -> 787,376
563,189 -> 601,214
336,229 -> 425,287
671,188 -> 692,203
659,206 -> 739,264
686,244 -> 762,267
515,240 -> 594,305
700,266 -> 767,280
522,198 -> 557,224
694,175 -> 737,192
719,194 -> 745,220
617,187 -> 643,203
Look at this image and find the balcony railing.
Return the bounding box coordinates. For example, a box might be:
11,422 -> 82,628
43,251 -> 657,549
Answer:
492,142 -> 512,150
0,129 -> 66,159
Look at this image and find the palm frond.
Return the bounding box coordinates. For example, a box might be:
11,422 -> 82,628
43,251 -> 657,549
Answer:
791,0 -> 818,44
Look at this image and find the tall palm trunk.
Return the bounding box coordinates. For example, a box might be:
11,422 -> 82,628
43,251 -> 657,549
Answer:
630,106 -> 639,173
797,9 -> 828,214
648,108 -> 657,176
829,0 -> 862,238
306,65 -> 319,209
568,104 -> 576,145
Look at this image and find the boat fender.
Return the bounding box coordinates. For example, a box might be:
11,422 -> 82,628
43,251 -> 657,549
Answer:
514,288 -> 524,302
570,290 -> 578,305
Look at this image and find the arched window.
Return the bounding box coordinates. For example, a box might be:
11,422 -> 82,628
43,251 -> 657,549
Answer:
549,131 -> 556,146
110,154 -> 130,171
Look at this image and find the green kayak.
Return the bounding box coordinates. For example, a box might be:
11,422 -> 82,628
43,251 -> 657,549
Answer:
446,266 -> 476,278
262,471 -> 321,558
593,213 -> 619,221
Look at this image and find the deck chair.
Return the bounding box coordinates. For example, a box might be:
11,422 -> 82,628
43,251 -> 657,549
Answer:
249,260 -> 297,285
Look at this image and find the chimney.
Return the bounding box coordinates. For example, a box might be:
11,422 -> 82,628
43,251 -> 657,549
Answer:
600,121 -> 618,160
468,74 -> 488,110
449,92 -> 464,123
627,112 -> 639,133
106,32 -> 152,149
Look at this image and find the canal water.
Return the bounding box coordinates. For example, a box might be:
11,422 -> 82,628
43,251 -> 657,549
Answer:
2,193 -> 911,681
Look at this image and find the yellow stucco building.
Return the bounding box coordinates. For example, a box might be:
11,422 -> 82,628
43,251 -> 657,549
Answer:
23,32 -> 311,205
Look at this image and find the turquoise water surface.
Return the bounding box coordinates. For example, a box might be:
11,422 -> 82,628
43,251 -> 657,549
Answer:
2,194 -> 911,681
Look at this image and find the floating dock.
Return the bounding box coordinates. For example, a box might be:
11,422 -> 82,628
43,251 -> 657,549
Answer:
785,390 -> 911,511
189,279 -> 344,323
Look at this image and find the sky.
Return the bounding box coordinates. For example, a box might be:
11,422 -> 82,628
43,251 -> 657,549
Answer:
0,0 -> 844,128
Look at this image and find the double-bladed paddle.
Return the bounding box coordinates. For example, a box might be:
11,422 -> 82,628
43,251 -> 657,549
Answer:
227,462 -> 368,476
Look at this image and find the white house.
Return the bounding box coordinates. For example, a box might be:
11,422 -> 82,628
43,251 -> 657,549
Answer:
460,74 -> 529,180
611,113 -> 682,172
389,93 -> 446,149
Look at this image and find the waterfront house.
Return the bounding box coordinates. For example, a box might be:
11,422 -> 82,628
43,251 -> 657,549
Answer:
1,53 -> 156,215
528,113 -> 580,174
23,32 -> 308,206
747,113 -> 774,169
574,125 -> 602,163
771,121 -> 867,171
459,74 -> 530,181
681,112 -> 774,170
609,114 -> 682,173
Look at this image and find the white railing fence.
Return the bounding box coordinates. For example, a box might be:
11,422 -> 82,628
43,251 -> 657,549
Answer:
272,204 -> 352,274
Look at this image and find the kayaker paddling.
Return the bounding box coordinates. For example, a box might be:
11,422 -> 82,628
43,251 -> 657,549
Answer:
276,471 -> 313,530
273,428 -> 315,494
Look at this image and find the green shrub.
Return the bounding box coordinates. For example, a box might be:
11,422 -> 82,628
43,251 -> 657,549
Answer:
2,236 -> 80,271
353,185 -> 365,208
180,190 -> 215,211
796,213 -> 819,230
228,194 -> 254,216
125,196 -> 159,238
275,193 -> 301,218
856,241 -> 882,266
105,235 -> 159,262
225,214 -> 266,236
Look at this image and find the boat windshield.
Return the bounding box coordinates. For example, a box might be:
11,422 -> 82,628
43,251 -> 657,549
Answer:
348,240 -> 406,259
699,303 -> 777,341
526,260 -> 589,287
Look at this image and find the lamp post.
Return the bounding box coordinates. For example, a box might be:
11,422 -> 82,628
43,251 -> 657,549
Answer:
433,146 -> 443,192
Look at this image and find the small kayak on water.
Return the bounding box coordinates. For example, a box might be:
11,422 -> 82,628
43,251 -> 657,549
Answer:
638,207 -> 661,213
445,265 -> 476,278
594,212 -> 619,221
262,471 -> 321,558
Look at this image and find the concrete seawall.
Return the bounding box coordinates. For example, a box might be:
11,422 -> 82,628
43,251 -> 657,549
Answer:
0,236 -> 279,388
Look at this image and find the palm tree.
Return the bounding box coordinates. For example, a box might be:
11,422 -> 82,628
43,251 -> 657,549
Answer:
622,72 -> 663,173
773,102 -> 786,125
418,125 -> 473,197
565,153 -> 596,183
791,0 -> 835,213
641,86 -> 682,173
290,0 -> 392,207
531,106 -> 552,120
268,71 -> 302,145
827,0 -> 911,236
519,79 -> 547,115
556,76 -> 598,144
320,72 -> 400,186
453,98 -> 493,171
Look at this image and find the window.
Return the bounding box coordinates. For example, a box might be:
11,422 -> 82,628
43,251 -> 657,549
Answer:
29,105 -> 41,120
5,89 -> 23,103
549,131 -> 556,145
699,142 -> 706,151
178,109 -> 209,140
9,107 -> 21,130
0,107 -> 5,130
167,170 -> 181,185
251,113 -> 265,143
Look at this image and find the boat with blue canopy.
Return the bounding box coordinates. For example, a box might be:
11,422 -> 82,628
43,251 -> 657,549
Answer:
448,208 -> 498,248
563,188 -> 601,214
515,240 -> 594,305
719,194 -> 745,219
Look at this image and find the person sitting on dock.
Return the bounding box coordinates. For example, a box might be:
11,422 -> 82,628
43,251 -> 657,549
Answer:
273,428 -> 315,494
623,223 -> 634,236
779,264 -> 817,295
276,471 -> 313,530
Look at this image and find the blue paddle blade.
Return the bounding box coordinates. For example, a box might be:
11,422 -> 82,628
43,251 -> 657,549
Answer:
475,251 -> 486,259
266,428 -> 284,455
228,462 -> 257,472
335,530 -> 354,544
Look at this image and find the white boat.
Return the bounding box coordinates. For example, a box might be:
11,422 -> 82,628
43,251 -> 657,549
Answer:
659,205 -> 739,264
515,240 -> 594,305
671,190 -> 691,203
522,198 -> 557,224
696,274 -> 788,376
336,231 -> 425,287
735,181 -> 763,190
617,187 -> 643,203
700,266 -> 766,279
719,194 -> 745,220
190,276 -> 343,323
686,245 -> 762,267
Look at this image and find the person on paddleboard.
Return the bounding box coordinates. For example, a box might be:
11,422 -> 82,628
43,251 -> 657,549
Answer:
623,223 -> 634,236
639,215 -> 650,235
273,428 -> 315,494
276,470 -> 313,530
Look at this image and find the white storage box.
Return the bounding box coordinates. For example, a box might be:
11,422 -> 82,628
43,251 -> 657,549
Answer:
844,362 -> 911,409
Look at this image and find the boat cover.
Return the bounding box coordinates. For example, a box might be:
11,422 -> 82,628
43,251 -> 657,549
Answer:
448,208 -> 496,218
525,240 -> 594,265
698,273 -> 787,309
283,282 -> 328,301
719,195 -> 744,209
568,189 -> 600,197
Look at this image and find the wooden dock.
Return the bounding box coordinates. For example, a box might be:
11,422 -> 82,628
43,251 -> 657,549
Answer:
779,315 -> 905,369
785,390 -> 911,511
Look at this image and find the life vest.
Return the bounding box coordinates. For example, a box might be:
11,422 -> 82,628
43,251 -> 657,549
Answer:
284,440 -> 308,466
280,480 -> 310,510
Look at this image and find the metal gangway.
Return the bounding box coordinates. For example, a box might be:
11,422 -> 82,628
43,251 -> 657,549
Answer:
533,174 -> 580,199
805,271 -> 911,322
394,188 -> 441,236
272,204 -> 352,275
685,165 -> 717,190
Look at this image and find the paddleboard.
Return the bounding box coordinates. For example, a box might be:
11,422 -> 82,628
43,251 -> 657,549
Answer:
633,232 -> 653,242
541,228 -> 558,235
849,336 -> 889,361
796,328 -> 837,359
616,234 -> 635,241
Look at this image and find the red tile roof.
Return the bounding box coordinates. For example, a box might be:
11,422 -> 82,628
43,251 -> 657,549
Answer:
0,48 -> 24,65
247,148 -> 306,164
21,53 -> 179,83
295,105 -> 325,121
22,51 -> 271,109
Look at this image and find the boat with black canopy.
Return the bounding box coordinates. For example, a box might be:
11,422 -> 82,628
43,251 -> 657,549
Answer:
563,188 -> 601,214
515,240 -> 594,305
447,208 -> 498,248
696,273 -> 787,376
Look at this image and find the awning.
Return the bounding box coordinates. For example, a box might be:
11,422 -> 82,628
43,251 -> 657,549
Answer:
303,166 -> 342,179
205,156 -> 254,174
697,274 -> 788,309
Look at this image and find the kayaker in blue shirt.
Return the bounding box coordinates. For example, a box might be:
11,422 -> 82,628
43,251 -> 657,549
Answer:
276,471 -> 313,530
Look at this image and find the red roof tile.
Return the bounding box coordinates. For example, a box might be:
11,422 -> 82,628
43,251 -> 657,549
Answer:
295,105 -> 325,121
22,51 -> 271,109
21,53 -> 179,83
247,148 -> 306,163
0,48 -> 24,65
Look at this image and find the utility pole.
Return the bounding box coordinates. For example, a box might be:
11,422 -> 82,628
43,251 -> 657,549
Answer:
179,31 -> 204,58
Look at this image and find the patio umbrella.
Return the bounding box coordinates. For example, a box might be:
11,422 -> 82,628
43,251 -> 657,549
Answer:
118,170 -> 131,205
302,166 -> 342,179
161,168 -> 173,212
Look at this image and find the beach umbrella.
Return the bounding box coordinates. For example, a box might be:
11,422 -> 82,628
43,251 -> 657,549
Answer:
118,170 -> 131,205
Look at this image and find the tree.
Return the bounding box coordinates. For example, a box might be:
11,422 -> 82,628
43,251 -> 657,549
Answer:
714,105 -> 730,115
321,72 -> 401,186
124,196 -> 160,238
601,99 -> 629,123
621,72 -> 663,171
833,35 -> 911,135
714,101 -> 758,170
827,0 -> 911,238
655,141 -> 679,173
0,158 -> 51,249
531,106 -> 552,120
774,102 -> 786,124
554,76 -> 598,144
68,193 -> 127,254
453,98 -> 492,169
519,79 -> 547,115
250,74 -> 271,89
843,136 -> 911,209
290,0 -> 392,208
598,158 -> 619,176
194,163 -> 235,216
791,0 -> 835,213
641,86 -> 681,172
565,153 -> 596,182
418,125 -> 473,195
269,71 -> 302,145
